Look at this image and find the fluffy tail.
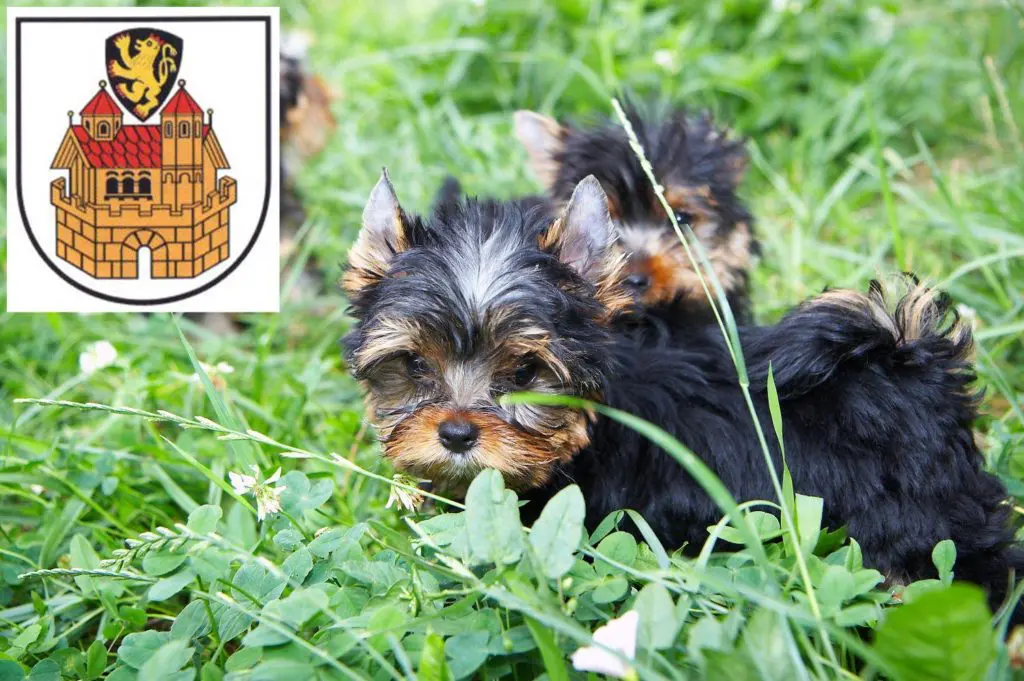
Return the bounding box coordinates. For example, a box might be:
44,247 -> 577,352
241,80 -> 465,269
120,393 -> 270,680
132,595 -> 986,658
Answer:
748,274 -> 975,398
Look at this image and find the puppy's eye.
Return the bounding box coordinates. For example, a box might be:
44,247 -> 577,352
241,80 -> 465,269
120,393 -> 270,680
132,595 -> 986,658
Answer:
404,353 -> 430,378
512,358 -> 539,388
673,209 -> 695,226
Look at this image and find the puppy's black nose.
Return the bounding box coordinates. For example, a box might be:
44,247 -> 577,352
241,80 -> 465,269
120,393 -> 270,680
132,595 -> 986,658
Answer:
625,273 -> 650,290
437,418 -> 479,454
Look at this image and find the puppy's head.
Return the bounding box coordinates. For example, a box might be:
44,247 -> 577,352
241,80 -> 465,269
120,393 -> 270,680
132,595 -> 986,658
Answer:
514,104 -> 755,313
343,172 -> 629,490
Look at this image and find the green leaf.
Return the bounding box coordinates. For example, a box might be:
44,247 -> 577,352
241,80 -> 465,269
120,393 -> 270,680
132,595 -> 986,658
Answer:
69,534 -> 100,593
528,485 -> 585,579
118,632 -> 171,670
198,663 -> 223,679
148,569 -> 195,602
170,600 -> 212,641
741,608 -> 802,681
794,494 -> 823,555
465,469 -> 523,566
249,660 -> 317,680
687,615 -> 725,668
27,660 -> 60,681
524,617 -> 568,681
199,663 -> 223,681
766,363 -> 785,454
445,631 -> 490,680
226,502 -> 258,549
307,527 -> 345,558
591,576 -> 629,604
0,660 -> 25,681
40,498 -> 86,568
274,587 -> 327,628
873,584 -> 996,681
817,565 -> 855,617
635,583 -> 679,650
718,511 -> 781,545
12,625 -> 41,651
105,667 -> 137,681
624,510 -> 671,569
85,640 -> 107,680
834,603 -> 881,627
141,551 -> 188,577
138,639 -> 193,681
704,650 -> 761,681
595,532 -> 637,576
417,631 -> 453,681
278,471 -> 333,516
187,505 -> 222,535
932,540 -> 957,584
282,547 -> 313,583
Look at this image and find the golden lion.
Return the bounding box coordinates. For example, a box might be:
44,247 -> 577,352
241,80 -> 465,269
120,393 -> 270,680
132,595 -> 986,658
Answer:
108,33 -> 178,119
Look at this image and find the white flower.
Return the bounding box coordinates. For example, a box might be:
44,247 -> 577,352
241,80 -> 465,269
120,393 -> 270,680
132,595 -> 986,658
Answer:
30,484 -> 45,495
79,340 -> 118,376
228,466 -> 286,521
386,474 -> 426,512
189,361 -> 236,389
653,49 -> 676,71
571,610 -> 639,679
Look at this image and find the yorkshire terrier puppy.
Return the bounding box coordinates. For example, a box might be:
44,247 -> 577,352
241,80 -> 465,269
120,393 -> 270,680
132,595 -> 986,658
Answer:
514,103 -> 756,329
343,172 -> 1021,617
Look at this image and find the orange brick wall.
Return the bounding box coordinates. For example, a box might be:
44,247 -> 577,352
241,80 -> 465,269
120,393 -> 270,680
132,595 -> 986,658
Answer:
52,177 -> 236,280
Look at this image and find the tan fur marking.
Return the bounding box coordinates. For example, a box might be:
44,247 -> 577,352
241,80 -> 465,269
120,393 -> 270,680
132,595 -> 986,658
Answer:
625,222 -> 752,307
384,405 -> 590,491
806,277 -> 973,362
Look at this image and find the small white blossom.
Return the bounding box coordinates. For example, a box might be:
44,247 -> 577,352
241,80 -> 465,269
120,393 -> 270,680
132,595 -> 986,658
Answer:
228,466 -> 286,521
189,361 -> 236,389
571,610 -> 639,679
386,474 -> 426,512
653,49 -> 676,72
30,484 -> 45,495
79,340 -> 118,375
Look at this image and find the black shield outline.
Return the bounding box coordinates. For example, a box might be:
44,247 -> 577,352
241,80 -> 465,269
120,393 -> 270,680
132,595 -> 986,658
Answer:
105,27 -> 184,122
14,15 -> 273,306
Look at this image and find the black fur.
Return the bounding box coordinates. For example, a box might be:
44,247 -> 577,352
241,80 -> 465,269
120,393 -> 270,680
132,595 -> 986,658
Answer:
524,291 -> 1023,621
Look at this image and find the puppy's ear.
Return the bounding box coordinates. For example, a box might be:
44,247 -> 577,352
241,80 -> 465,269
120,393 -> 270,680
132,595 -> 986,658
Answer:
514,110 -> 565,190
722,140 -> 749,187
343,170 -> 409,296
541,175 -> 616,281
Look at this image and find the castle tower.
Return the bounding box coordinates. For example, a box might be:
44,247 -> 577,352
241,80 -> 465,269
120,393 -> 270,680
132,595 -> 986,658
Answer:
160,80 -> 205,208
80,81 -> 122,141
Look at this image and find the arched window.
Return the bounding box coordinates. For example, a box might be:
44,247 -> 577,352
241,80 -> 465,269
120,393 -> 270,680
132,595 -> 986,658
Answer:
164,122 -> 173,138
105,175 -> 119,196
85,121 -> 92,134
138,175 -> 152,195
98,121 -> 110,137
122,175 -> 135,194
179,121 -> 190,137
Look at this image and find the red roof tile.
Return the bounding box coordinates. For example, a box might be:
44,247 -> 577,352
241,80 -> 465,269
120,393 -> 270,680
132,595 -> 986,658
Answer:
68,116 -> 209,169
70,125 -> 162,168
81,89 -> 120,116
163,87 -> 203,115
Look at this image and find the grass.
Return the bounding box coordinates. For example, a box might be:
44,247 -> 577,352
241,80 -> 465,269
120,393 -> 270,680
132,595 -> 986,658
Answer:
2,0 -> 1024,679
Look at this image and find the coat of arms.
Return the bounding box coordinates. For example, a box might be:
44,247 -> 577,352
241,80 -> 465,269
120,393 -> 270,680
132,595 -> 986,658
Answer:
49,29 -> 236,280
9,9 -> 276,312
106,28 -> 183,121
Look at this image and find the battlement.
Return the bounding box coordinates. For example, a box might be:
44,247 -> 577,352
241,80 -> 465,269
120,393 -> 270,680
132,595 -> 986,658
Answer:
51,177 -> 236,228
51,176 -> 234,279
